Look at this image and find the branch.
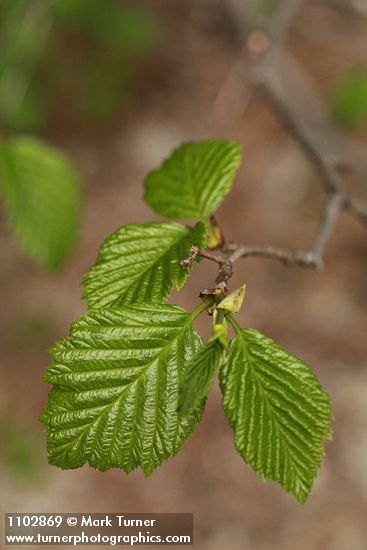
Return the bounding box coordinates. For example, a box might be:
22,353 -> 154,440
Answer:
180,247 -> 224,267
247,1 -> 367,232
181,245 -> 233,294
257,66 -> 367,230
226,193 -> 342,269
216,0 -> 367,272
227,244 -> 318,268
311,194 -> 342,263
181,193 -> 342,275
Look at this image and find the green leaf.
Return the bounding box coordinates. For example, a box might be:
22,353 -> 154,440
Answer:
0,137 -> 81,271
143,140 -> 242,221
82,221 -> 206,308
220,327 -> 332,503
210,321 -> 229,350
205,216 -> 225,249
0,1 -> 52,130
41,303 -> 205,475
330,72 -> 367,128
179,340 -> 222,416
217,284 -> 246,313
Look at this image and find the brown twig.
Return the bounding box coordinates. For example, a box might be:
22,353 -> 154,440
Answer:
226,193 -> 343,269
181,246 -> 233,295
227,244 -> 318,268
198,250 -> 224,265
180,246 -> 224,268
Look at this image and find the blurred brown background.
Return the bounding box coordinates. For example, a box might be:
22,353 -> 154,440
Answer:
1,1 -> 367,548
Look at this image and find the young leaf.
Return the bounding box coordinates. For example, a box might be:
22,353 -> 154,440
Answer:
210,321 -> 229,350
179,340 -> 222,416
206,216 -> 225,249
82,221 -> 206,308
220,328 -> 332,503
144,140 -> 242,221
217,284 -> 246,313
41,303 -> 204,475
0,137 -> 81,271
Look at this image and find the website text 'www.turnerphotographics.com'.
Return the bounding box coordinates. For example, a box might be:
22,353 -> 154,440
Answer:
4,513 -> 193,546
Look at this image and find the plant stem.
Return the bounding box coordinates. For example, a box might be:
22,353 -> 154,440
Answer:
191,297 -> 214,320
197,250 -> 223,265
227,314 -> 242,336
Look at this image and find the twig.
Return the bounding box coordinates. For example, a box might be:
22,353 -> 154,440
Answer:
198,250 -> 223,265
180,246 -> 224,268
227,244 -> 317,268
311,194 -> 342,264
266,0 -> 304,41
181,246 -> 233,295
258,72 -> 367,230
343,197 -> 367,226
226,193 -> 343,269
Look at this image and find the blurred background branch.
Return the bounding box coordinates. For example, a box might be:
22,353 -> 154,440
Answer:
215,0 -> 367,270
